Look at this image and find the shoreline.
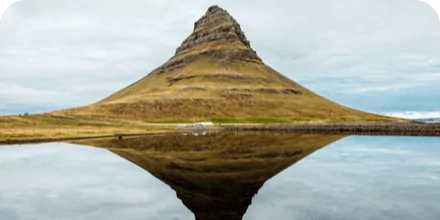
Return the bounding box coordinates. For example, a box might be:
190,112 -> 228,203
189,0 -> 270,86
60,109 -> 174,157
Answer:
221,122 -> 440,137
0,128 -> 222,146
0,131 -> 184,146
2,122 -> 439,145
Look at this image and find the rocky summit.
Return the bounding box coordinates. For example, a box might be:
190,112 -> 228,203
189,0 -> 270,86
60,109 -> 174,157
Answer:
55,5 -> 395,122
174,5 -> 261,61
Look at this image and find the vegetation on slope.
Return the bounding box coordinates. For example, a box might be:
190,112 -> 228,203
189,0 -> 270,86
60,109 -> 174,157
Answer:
53,55 -> 401,123
51,6 -> 403,123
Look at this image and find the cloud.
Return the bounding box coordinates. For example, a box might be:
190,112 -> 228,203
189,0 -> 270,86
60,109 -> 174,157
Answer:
379,111 -> 440,119
428,0 -> 440,11
343,84 -> 415,93
0,83 -> 57,104
0,0 -> 440,114
0,0 -> 15,30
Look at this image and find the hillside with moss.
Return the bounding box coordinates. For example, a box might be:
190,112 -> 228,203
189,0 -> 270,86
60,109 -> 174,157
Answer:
54,5 -> 399,123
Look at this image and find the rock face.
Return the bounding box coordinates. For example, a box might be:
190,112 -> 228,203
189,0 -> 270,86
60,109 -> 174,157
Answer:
155,5 -> 261,75
56,5 -> 393,122
174,5 -> 260,60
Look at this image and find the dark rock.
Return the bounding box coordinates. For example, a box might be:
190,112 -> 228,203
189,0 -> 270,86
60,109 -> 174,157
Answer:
169,5 -> 260,64
282,89 -> 302,95
207,5 -> 222,13
181,87 -> 207,91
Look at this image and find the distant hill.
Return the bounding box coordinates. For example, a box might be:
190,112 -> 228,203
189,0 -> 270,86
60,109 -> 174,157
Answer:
415,118 -> 440,124
54,5 -> 401,123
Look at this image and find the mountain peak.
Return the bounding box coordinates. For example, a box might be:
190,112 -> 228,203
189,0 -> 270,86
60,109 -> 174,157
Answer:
174,5 -> 258,60
193,5 -> 234,31
206,5 -> 223,13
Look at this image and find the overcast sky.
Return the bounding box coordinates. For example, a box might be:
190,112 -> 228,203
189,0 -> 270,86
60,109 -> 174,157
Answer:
1,0 -> 439,117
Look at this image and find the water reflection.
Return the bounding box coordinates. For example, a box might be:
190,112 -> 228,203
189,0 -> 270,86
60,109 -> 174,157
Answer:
244,136 -> 440,220
0,142 -> 194,220
74,133 -> 345,219
4,133 -> 438,220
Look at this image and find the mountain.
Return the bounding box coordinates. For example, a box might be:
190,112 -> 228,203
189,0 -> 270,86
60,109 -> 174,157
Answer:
415,118 -> 440,124
55,5 -> 398,123
72,132 -> 346,220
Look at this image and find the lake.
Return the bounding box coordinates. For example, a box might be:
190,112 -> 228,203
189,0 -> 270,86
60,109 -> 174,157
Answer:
0,132 -> 439,220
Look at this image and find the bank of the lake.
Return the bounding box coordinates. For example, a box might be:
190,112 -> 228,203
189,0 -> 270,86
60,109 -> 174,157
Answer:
1,115 -> 439,145
222,122 -> 440,137
0,115 -> 182,145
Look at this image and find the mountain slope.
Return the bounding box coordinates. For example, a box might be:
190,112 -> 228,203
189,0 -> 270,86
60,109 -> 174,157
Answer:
55,5 -> 398,122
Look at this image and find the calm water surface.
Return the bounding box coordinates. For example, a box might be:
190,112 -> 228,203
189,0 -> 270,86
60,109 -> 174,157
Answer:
0,133 -> 439,220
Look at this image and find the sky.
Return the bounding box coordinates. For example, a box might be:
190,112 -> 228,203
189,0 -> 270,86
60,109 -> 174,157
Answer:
0,0 -> 440,118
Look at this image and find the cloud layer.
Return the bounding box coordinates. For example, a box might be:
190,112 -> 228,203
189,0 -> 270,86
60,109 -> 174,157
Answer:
0,0 -> 439,114
380,111 -> 440,119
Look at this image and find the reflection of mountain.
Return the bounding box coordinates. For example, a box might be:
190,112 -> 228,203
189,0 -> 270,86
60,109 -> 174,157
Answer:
74,133 -> 345,220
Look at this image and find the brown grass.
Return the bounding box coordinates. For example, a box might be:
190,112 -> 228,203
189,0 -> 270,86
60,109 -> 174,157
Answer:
0,115 -> 171,143
51,56 -> 404,123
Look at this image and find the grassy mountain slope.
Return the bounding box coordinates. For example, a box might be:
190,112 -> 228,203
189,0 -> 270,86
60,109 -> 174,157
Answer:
53,5 -> 400,123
